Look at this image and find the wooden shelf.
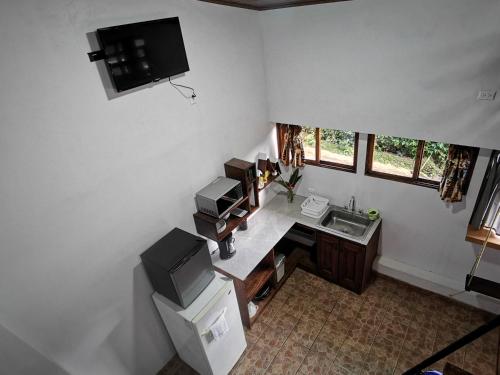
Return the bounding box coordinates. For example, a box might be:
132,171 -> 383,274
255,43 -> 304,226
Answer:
258,173 -> 280,192
465,225 -> 500,251
244,267 -> 274,302
249,287 -> 276,326
193,196 -> 250,242
224,158 -> 260,210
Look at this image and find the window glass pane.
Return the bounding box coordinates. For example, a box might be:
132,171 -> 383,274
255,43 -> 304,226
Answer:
320,129 -> 356,166
372,135 -> 418,177
302,126 -> 316,160
418,141 -> 449,182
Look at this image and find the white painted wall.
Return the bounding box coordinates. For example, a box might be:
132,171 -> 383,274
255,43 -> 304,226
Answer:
1,0 -> 499,373
0,1 -> 272,374
259,0 -> 500,311
259,0 -> 500,149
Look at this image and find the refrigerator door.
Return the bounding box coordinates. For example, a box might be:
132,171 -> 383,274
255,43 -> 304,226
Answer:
193,280 -> 246,375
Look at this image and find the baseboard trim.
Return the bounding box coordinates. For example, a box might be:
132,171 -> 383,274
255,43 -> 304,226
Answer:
374,256 -> 500,314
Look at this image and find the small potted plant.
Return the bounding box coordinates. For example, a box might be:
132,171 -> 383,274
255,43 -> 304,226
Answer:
275,168 -> 302,203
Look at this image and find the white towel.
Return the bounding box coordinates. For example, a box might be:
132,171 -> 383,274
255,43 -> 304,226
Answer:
209,308 -> 229,341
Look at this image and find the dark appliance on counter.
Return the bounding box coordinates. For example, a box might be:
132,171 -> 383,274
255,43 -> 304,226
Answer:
218,232 -> 236,260
140,228 -> 214,308
88,17 -> 189,92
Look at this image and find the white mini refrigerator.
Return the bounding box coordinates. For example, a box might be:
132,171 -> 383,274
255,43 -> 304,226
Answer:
153,275 -> 246,375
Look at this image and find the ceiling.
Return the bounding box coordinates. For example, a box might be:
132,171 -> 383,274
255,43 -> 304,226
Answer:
198,0 -> 349,11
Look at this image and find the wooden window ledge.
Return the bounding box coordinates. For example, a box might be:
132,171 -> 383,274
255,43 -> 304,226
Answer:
465,225 -> 500,251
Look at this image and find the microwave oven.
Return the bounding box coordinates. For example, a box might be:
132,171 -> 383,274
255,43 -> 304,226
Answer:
195,177 -> 244,218
140,228 -> 215,308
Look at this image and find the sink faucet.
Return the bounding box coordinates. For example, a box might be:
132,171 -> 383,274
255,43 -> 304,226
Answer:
348,196 -> 356,212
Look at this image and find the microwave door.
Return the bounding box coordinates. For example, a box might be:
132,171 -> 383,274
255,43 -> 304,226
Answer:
170,246 -> 214,308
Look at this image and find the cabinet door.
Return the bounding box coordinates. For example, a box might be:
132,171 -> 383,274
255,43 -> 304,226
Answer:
339,241 -> 365,293
317,233 -> 339,282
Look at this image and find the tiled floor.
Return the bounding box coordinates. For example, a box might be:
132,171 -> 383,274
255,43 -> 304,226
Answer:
159,268 -> 499,375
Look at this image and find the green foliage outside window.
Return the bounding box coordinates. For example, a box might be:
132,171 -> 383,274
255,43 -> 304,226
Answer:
374,135 -> 449,180
375,136 -> 448,166
302,127 -> 355,156
321,129 -> 355,156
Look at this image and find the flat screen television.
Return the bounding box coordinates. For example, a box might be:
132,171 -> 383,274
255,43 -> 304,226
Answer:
96,17 -> 189,92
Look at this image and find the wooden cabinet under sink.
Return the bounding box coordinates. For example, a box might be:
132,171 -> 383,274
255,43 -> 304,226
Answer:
317,234 -> 340,283
317,226 -> 380,294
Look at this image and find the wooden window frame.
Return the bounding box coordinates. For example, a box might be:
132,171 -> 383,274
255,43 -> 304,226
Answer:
303,128 -> 359,173
365,134 -> 479,191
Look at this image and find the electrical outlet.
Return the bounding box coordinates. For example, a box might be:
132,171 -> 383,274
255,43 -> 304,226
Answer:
477,90 -> 497,100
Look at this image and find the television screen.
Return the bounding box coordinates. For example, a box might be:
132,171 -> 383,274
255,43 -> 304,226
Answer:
97,17 -> 189,92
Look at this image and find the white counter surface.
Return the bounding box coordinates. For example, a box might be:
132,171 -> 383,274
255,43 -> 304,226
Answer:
210,193 -> 381,281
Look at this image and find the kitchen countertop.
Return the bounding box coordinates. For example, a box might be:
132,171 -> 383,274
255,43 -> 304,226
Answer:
210,193 -> 381,281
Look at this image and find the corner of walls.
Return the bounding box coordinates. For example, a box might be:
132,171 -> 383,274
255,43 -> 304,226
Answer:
0,323 -> 70,375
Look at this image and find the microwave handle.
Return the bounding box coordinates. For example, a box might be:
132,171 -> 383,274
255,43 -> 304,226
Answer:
170,242 -> 205,273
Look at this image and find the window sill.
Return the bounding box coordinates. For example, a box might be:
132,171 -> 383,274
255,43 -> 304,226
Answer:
304,160 -> 356,173
364,171 -> 439,189
465,225 -> 500,251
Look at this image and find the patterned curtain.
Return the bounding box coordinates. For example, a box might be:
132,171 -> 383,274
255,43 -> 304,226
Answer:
470,151 -> 500,234
277,123 -> 305,168
439,145 -> 476,202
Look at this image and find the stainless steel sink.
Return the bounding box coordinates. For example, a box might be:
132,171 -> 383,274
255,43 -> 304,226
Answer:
319,208 -> 373,238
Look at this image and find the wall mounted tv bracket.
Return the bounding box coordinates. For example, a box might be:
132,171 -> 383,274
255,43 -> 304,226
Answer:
88,50 -> 105,62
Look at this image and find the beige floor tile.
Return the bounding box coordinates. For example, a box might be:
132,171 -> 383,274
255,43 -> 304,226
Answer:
232,340 -> 280,375
330,302 -> 361,322
272,288 -> 291,304
433,330 -> 467,368
281,294 -> 310,318
267,311 -> 299,336
357,303 -> 386,327
350,322 -> 379,347
310,289 -> 339,313
334,351 -> 365,374
377,315 -> 409,344
395,349 -> 431,374
310,333 -> 345,361
160,272 -> 500,375
259,297 -> 284,326
307,273 -> 335,292
329,363 -> 352,375
245,320 -> 268,346
370,336 -> 402,364
265,338 -> 309,375
361,347 -> 399,375
463,349 -> 497,375
289,316 -> 324,348
298,349 -> 334,375
402,325 -> 435,354
322,316 -> 353,337
258,323 -> 290,349
302,302 -> 331,324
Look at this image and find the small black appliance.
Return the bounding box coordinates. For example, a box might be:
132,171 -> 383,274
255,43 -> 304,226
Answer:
141,228 -> 214,308
218,233 -> 236,260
